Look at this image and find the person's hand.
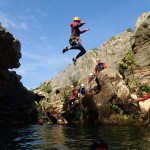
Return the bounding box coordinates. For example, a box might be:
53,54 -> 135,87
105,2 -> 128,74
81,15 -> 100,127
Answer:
81,21 -> 86,24
86,28 -> 90,31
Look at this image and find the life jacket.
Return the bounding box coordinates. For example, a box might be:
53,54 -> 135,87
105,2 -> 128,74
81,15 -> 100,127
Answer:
96,63 -> 105,72
70,22 -> 86,43
80,88 -> 86,95
70,22 -> 85,36
88,76 -> 94,84
71,89 -> 78,99
95,63 -> 107,75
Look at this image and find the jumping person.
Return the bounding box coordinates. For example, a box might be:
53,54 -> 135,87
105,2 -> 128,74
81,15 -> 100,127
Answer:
62,17 -> 90,65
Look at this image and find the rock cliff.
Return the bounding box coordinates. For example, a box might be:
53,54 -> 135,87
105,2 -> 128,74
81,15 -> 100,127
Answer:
0,25 -> 37,124
34,12 -> 150,125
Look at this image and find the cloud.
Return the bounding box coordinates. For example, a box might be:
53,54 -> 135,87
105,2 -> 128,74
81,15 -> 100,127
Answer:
15,62 -> 38,75
14,51 -> 70,76
33,8 -> 48,17
39,36 -> 47,42
0,12 -> 28,30
0,7 -> 48,31
23,51 -> 70,63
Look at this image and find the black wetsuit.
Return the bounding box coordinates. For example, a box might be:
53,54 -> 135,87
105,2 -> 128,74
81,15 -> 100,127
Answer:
69,22 -> 87,59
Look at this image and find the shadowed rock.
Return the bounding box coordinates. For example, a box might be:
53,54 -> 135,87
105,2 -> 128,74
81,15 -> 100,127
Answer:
0,25 -> 37,124
0,25 -> 21,69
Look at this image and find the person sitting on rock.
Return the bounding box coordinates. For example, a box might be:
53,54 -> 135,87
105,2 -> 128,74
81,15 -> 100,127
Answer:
68,85 -> 78,107
90,139 -> 108,150
78,84 -> 87,97
88,73 -> 95,85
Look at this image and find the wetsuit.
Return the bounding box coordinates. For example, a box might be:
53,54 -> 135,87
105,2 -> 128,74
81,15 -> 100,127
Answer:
94,63 -> 107,88
79,88 -> 87,96
95,63 -> 107,75
69,22 -> 87,59
88,76 -> 94,85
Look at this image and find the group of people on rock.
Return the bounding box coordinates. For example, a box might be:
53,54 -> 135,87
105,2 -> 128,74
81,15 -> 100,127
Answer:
68,57 -> 107,107
68,84 -> 87,107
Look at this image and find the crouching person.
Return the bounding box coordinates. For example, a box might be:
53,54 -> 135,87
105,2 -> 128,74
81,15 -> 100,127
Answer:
68,85 -> 78,107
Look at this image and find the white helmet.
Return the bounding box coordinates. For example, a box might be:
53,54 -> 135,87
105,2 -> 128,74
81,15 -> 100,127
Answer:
81,84 -> 85,87
90,73 -> 93,76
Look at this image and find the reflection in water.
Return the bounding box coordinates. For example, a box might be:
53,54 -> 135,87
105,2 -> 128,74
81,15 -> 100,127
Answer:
0,124 -> 150,150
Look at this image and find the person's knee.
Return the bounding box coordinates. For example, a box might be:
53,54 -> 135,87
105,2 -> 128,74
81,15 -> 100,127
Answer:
82,49 -> 86,54
79,46 -> 86,53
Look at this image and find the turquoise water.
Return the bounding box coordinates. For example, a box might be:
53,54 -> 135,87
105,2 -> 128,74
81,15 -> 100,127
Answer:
0,124 -> 150,150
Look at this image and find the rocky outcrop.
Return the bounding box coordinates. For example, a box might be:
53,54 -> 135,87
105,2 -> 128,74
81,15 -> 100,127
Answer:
133,12 -> 150,54
35,12 -> 150,125
133,66 -> 150,85
0,25 -> 37,124
0,25 -> 21,69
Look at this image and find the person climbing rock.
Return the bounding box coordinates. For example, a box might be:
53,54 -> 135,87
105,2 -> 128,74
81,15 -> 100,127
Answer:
88,73 -> 95,85
94,58 -> 107,83
62,17 -> 90,65
93,58 -> 107,94
90,139 -> 108,150
68,85 -> 78,107
95,58 -> 107,75
78,84 -> 87,97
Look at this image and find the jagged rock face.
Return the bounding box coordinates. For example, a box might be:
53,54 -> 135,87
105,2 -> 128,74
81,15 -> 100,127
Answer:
50,50 -> 97,92
132,13 -> 150,86
81,70 -> 148,125
133,12 -> 150,66
0,70 -> 37,123
98,31 -> 134,70
133,66 -> 150,85
0,26 -> 37,124
120,12 -> 150,86
0,25 -> 21,69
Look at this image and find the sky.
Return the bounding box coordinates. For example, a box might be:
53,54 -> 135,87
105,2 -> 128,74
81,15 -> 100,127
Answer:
0,0 -> 149,90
